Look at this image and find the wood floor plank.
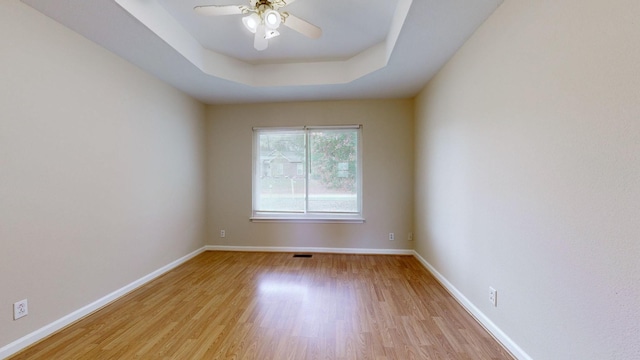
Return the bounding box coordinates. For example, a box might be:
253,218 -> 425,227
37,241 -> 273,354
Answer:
8,252 -> 514,359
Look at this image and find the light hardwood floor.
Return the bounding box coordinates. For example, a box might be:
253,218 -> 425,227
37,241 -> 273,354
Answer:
9,252 -> 514,359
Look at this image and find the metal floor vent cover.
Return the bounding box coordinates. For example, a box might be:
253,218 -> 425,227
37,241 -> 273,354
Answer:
292,254 -> 313,258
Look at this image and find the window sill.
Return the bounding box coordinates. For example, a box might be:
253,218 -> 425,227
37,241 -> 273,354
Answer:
250,215 -> 365,224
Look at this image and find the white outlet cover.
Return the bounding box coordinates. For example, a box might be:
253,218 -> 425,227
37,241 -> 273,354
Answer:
14,299 -> 28,320
489,287 -> 497,307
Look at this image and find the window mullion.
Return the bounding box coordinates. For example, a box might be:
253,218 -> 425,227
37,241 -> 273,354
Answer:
305,130 -> 310,214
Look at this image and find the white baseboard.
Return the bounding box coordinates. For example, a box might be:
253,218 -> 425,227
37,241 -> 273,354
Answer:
0,247 -> 206,360
205,245 -> 414,255
411,251 -> 532,360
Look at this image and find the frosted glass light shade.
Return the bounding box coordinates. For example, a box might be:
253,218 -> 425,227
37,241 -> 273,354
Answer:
242,13 -> 261,33
263,10 -> 281,29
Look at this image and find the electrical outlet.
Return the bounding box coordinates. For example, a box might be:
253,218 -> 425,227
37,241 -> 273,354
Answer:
389,233 -> 395,241
408,232 -> 413,241
489,287 -> 497,307
220,230 -> 226,238
14,299 -> 28,320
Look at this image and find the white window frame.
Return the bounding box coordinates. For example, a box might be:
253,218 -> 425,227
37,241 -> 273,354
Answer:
251,125 -> 364,223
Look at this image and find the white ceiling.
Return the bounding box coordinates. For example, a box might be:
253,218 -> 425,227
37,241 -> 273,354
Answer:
21,0 -> 503,104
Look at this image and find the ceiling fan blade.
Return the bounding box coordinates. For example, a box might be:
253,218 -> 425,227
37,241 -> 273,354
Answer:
194,5 -> 247,16
282,12 -> 322,39
271,0 -> 296,8
269,0 -> 298,10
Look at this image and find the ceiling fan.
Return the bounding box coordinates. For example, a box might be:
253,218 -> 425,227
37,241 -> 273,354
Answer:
194,0 -> 322,51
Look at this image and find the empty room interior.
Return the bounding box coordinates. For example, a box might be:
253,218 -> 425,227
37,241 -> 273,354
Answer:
1,0 -> 638,359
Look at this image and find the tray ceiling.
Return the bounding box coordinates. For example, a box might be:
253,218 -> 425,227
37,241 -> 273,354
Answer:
21,0 -> 504,104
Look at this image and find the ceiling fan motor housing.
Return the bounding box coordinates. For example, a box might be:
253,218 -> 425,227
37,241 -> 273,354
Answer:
253,0 -> 291,12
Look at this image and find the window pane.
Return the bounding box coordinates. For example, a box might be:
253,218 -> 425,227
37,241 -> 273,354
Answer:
308,129 -> 358,213
255,131 -> 306,212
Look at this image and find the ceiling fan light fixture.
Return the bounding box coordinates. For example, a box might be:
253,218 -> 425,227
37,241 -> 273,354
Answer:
242,13 -> 261,33
263,9 -> 281,29
265,29 -> 280,39
194,1 -> 322,52
254,24 -> 268,51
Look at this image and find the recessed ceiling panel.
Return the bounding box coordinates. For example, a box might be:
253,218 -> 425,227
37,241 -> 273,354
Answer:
158,0 -> 400,64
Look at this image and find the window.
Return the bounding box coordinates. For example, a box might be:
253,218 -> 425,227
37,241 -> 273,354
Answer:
252,125 -> 363,222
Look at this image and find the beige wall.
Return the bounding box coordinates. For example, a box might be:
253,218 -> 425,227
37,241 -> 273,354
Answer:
414,0 -> 640,359
0,1 -> 207,348
207,100 -> 414,250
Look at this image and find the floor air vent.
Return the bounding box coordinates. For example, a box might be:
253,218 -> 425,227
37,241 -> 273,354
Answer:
293,254 -> 313,258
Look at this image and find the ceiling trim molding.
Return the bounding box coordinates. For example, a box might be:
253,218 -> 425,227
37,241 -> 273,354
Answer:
115,0 -> 413,87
